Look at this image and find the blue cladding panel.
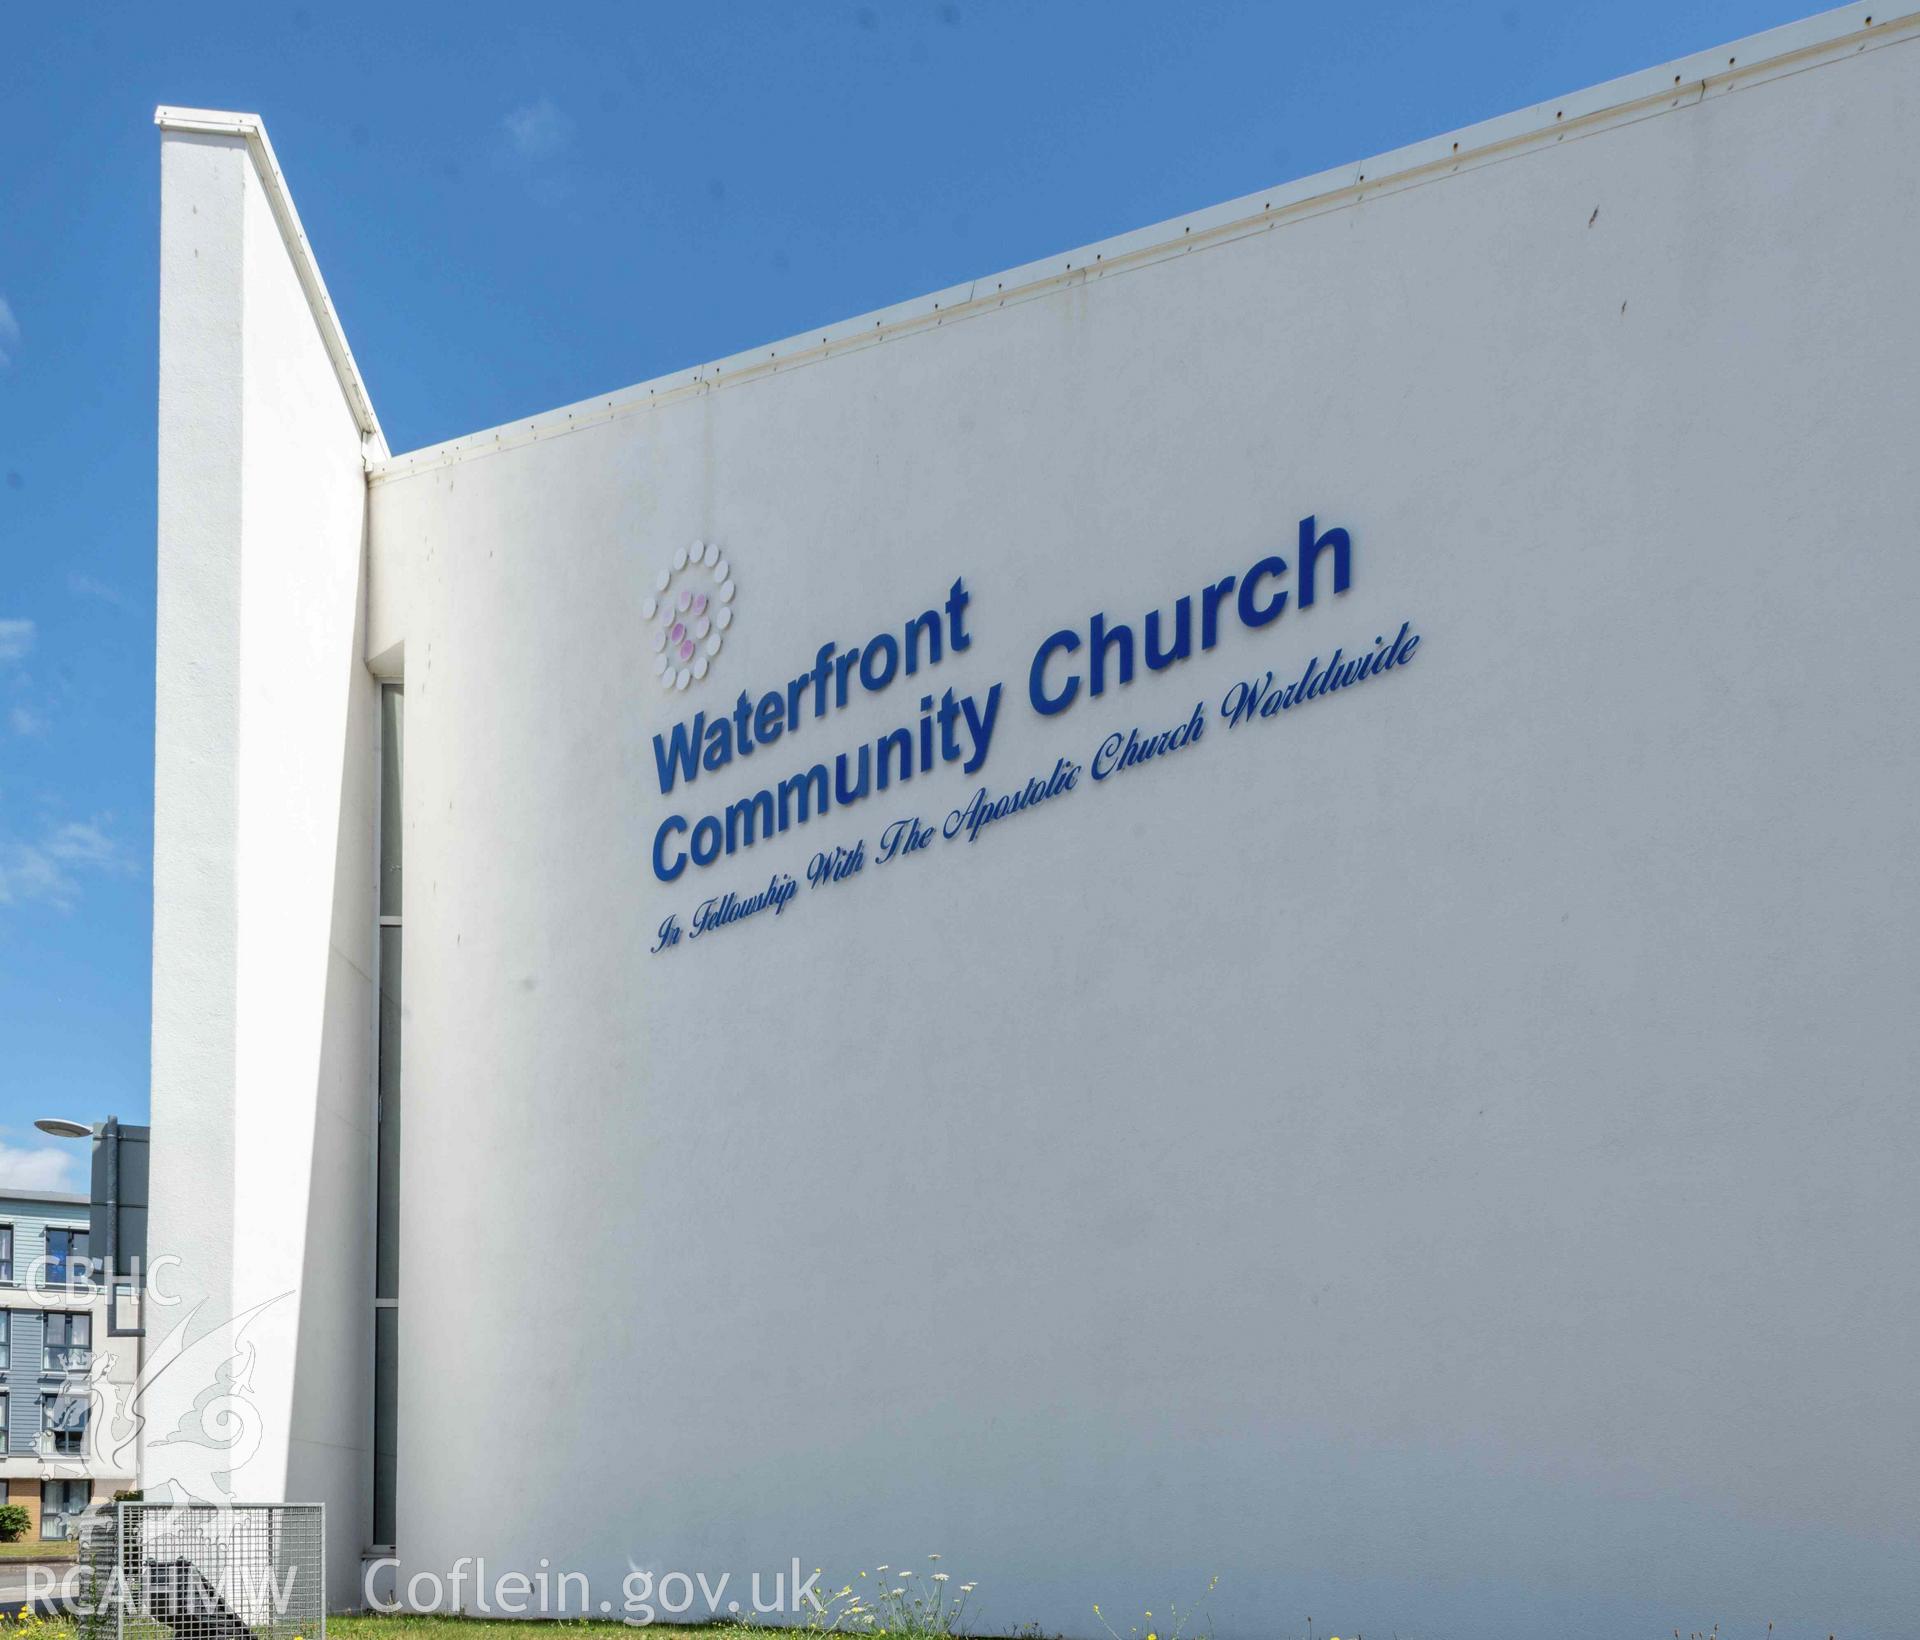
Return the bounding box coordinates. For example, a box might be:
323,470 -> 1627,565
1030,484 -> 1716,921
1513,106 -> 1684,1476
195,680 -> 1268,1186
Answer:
0,1196 -> 98,1458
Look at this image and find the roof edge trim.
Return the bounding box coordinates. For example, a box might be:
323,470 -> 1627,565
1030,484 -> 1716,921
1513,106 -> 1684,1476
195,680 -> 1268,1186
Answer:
155,105 -> 389,461
368,0 -> 1915,484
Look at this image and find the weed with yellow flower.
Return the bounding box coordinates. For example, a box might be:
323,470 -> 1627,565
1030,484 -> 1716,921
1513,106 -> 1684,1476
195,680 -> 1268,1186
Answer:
1092,1575 -> 1218,1640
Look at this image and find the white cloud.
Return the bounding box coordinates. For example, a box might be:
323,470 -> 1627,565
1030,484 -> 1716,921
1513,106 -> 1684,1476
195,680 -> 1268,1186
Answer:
0,1139 -> 83,1194
0,817 -> 131,911
68,575 -> 132,611
503,97 -> 574,161
0,296 -> 17,369
0,619 -> 33,661
8,704 -> 46,736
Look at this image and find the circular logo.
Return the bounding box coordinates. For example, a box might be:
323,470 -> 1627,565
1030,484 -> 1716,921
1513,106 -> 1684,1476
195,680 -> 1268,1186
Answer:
643,541 -> 736,691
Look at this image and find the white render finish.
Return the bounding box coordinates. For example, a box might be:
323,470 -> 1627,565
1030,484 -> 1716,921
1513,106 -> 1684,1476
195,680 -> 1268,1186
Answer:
149,117 -> 378,1604
154,8 -> 1919,1638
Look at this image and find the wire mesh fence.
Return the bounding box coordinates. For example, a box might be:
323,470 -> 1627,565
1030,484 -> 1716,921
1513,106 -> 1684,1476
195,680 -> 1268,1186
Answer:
77,1504 -> 325,1640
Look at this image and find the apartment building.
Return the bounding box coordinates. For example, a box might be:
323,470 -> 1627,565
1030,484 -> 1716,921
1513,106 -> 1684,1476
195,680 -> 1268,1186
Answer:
0,1191 -> 137,1539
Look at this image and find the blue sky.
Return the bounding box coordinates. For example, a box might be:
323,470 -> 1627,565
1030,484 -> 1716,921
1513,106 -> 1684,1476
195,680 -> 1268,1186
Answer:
0,0 -> 1813,1189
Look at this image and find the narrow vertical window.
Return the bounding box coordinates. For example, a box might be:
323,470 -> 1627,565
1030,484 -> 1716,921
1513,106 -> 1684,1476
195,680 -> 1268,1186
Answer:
0,1226 -> 13,1284
373,682 -> 403,1551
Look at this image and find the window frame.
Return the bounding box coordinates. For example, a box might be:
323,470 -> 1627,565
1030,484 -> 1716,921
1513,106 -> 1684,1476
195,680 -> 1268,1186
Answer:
42,1311 -> 91,1374
39,1478 -> 90,1540
40,1391 -> 87,1458
43,1226 -> 93,1291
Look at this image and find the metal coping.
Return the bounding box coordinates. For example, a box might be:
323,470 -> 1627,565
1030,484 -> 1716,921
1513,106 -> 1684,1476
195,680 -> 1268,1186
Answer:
154,105 -> 389,459
168,4 -> 1919,485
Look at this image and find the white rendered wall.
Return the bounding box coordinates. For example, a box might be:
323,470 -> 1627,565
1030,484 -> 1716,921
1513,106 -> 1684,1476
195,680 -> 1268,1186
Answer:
366,24 -> 1920,1638
150,126 -> 376,1601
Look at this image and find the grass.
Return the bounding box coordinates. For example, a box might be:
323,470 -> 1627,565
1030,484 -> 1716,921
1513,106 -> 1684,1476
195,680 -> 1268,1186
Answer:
4,1618 -> 766,1640
333,1621 -> 736,1640
0,1543 -> 75,1563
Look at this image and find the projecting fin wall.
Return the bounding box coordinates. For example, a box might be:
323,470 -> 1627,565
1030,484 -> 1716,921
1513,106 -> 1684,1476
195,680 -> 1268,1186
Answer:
150,109 -> 379,1604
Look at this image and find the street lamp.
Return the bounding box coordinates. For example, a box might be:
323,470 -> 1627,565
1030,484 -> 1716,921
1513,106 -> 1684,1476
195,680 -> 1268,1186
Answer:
32,1113 -> 149,1525
33,1118 -> 93,1139
32,1115 -> 146,1327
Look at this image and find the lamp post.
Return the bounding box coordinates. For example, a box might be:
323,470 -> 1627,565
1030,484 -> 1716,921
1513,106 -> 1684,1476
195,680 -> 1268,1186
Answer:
33,1116 -> 146,1308
36,1117 -> 110,1284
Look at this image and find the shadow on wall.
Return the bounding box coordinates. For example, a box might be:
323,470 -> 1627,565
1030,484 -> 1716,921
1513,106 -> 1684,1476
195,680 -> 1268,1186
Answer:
283,522 -> 378,1601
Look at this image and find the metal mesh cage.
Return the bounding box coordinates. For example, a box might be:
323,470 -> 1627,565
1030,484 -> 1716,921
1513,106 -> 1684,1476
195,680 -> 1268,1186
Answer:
78,1504 -> 325,1640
